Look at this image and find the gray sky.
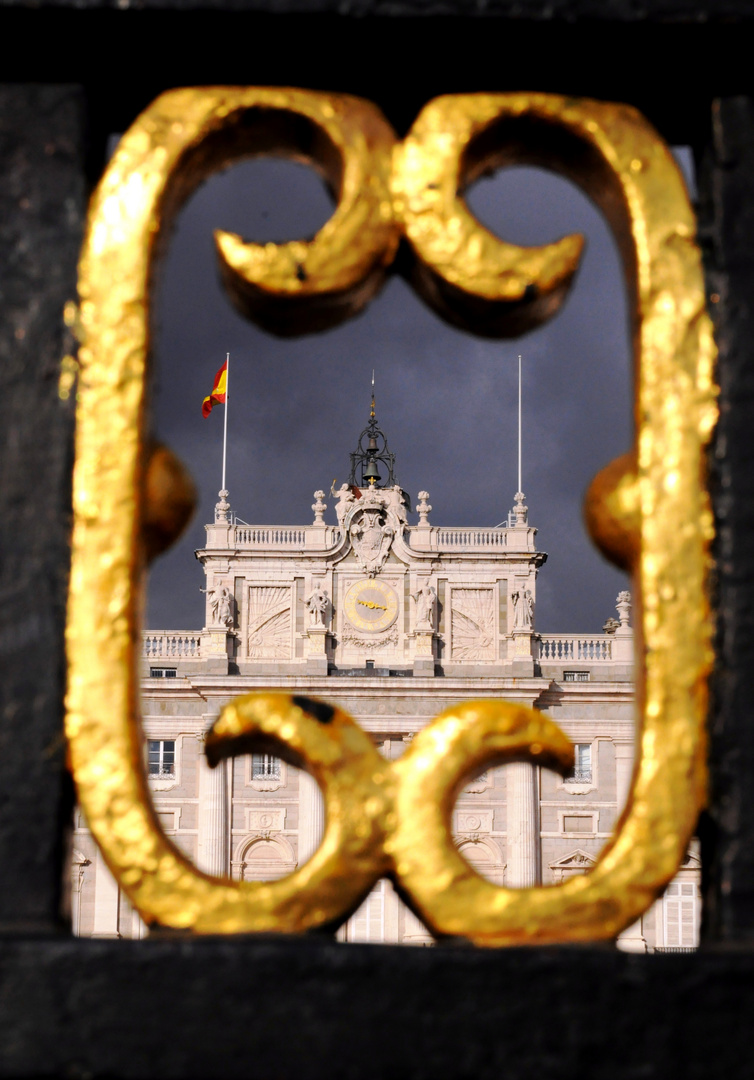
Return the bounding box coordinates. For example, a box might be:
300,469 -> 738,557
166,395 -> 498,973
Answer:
146,149 -> 693,634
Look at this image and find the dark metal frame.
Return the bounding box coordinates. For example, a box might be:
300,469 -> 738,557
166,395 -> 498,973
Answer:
3,5 -> 754,1076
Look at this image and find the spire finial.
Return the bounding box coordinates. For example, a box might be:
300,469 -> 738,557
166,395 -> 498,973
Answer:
370,370 -> 375,419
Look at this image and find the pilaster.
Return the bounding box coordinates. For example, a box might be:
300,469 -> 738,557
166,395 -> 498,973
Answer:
91,848 -> 120,939
298,772 -> 325,864
506,762 -> 540,887
615,739 -> 647,952
196,741 -> 229,878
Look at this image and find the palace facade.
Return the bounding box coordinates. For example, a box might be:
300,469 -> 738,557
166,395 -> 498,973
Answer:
72,403 -> 700,950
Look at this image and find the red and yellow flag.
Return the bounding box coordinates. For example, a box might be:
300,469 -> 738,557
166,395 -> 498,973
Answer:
202,360 -> 228,417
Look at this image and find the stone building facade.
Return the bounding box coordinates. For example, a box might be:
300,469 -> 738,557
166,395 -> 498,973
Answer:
72,409 -> 700,950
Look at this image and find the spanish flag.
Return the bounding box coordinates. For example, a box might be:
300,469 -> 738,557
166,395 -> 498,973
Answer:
202,360 -> 227,417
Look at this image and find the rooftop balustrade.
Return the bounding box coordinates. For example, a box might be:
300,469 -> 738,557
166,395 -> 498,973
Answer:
143,633 -> 203,658
216,523 -> 519,552
538,635 -> 614,662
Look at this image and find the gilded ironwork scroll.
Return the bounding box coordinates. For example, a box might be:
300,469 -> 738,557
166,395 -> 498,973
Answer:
67,89 -> 716,942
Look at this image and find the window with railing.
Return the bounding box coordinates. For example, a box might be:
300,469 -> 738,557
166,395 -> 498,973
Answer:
148,740 -> 175,778
563,671 -> 590,682
564,743 -> 592,784
252,753 -> 281,781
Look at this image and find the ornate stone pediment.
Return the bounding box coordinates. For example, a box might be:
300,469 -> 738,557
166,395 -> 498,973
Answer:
549,848 -> 596,883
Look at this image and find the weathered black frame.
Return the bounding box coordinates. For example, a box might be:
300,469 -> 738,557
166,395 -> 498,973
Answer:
3,5 -> 754,1076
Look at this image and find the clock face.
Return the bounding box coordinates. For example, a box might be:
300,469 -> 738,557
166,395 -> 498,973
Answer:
344,579 -> 399,633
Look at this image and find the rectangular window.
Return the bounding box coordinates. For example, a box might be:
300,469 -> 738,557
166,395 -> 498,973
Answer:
149,667 -> 177,678
563,671 -> 590,682
664,882 -> 699,947
563,815 -> 594,833
252,753 -> 281,780
148,739 -> 175,776
565,743 -> 592,783
346,880 -> 386,943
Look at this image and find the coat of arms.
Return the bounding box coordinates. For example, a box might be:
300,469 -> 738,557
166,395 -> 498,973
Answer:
349,504 -> 394,576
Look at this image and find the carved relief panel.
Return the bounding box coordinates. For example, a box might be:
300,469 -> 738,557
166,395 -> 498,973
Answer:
246,586 -> 292,659
450,588 -> 496,662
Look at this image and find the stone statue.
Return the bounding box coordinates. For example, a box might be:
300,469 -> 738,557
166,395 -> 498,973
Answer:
512,588 -> 534,630
201,585 -> 234,628
305,586 -> 329,627
413,582 -> 437,629
333,483 -> 355,525
387,484 -> 407,524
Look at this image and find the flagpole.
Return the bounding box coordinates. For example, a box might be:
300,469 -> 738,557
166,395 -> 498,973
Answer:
518,353 -> 522,494
222,351 -> 229,492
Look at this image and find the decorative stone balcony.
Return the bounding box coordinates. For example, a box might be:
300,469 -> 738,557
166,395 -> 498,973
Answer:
538,635 -> 614,662
143,632 -> 203,658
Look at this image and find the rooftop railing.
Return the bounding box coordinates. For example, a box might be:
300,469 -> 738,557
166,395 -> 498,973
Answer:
213,524 -> 516,552
233,526 -> 312,547
409,527 -> 509,551
538,635 -> 613,661
143,633 -> 203,658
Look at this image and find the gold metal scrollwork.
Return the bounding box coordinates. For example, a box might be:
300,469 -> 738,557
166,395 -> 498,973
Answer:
67,88 -> 716,943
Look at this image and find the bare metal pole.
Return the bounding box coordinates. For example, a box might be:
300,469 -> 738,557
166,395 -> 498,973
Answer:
518,353 -> 522,494
221,351 -> 230,492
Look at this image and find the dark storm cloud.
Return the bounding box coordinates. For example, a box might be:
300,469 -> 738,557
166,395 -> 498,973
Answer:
145,150 -> 692,635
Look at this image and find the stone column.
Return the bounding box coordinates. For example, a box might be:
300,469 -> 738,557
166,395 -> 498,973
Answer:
298,771 -> 325,863
506,762 -> 540,887
196,740 -> 229,877
91,846 -> 120,938
614,740 -> 647,952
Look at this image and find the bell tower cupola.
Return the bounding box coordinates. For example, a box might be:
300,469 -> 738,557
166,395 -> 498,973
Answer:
347,373 -> 397,489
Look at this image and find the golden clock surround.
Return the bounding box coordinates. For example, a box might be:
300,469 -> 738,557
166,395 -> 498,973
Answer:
343,578 -> 400,634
